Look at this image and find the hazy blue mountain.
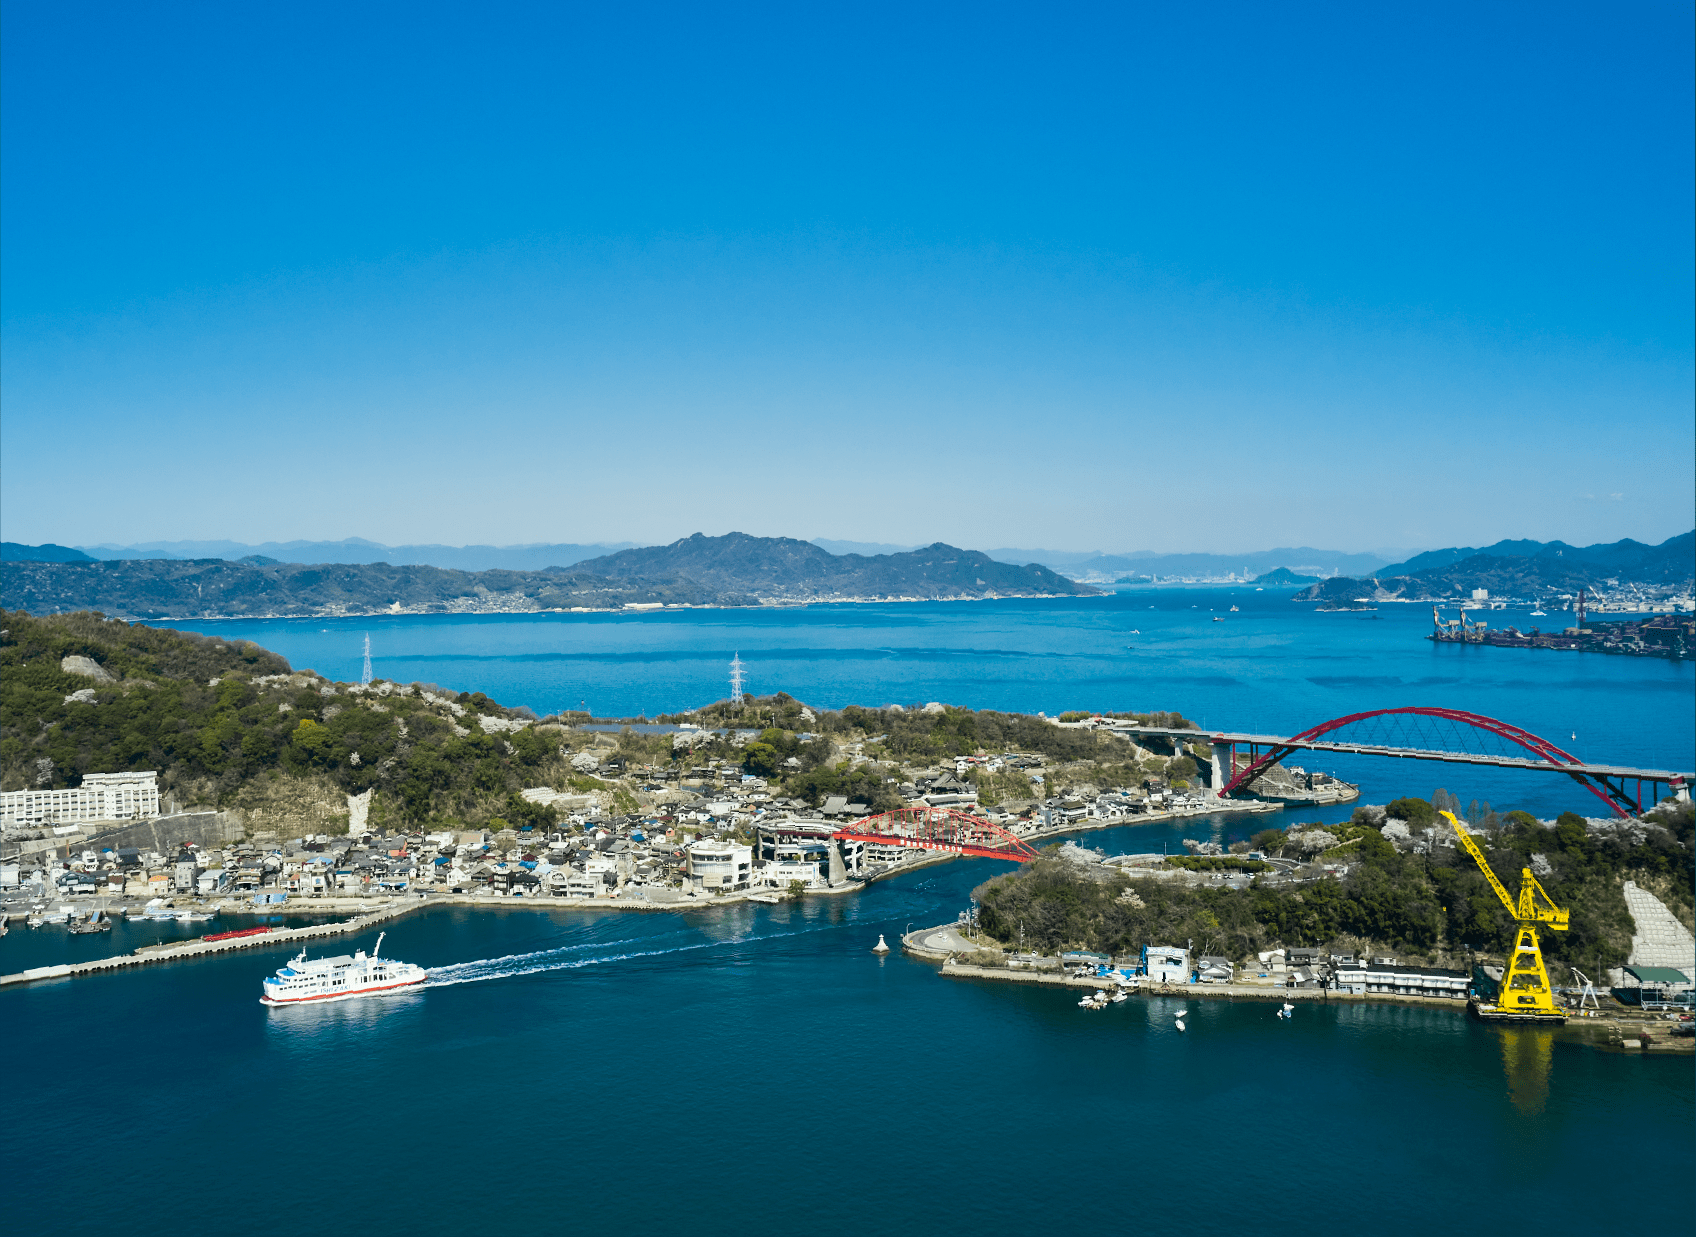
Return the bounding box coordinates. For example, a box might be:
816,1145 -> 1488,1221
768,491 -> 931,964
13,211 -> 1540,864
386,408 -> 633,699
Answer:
991,547 -> 1398,578
573,532 -> 1097,599
1378,532 -> 1693,579
2,542 -> 98,563
1290,532 -> 1695,602
811,538 -> 920,556
74,539 -> 639,571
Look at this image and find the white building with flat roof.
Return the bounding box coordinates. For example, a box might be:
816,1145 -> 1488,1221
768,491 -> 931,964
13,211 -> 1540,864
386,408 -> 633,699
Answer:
0,771 -> 160,830
687,839 -> 753,892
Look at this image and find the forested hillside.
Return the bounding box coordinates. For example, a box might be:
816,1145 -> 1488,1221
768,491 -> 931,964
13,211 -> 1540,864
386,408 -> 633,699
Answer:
973,799 -> 1694,973
1,559 -> 721,619
574,532 -> 1099,598
0,610 -> 581,829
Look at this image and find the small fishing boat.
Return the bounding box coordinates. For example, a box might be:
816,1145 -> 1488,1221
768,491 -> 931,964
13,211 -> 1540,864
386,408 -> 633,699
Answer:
1229,605 -> 1239,612
69,910 -> 112,934
1110,990 -> 1128,1003
1529,608 -> 1547,617
1174,1018 -> 1186,1032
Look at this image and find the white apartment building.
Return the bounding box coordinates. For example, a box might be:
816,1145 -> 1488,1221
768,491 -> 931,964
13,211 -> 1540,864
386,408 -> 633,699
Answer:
0,771 -> 161,830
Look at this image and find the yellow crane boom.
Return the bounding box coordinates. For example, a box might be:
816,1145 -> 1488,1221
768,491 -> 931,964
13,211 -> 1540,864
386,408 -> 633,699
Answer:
1443,809 -> 1568,1021
1446,811 -> 1569,930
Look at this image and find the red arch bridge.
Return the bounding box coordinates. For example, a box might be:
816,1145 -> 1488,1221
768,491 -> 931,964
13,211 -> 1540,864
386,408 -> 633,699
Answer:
1111,706 -> 1691,819
827,708 -> 1691,864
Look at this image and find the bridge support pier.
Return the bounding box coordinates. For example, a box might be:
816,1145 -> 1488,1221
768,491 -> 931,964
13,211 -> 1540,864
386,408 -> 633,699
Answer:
1209,740 -> 1231,801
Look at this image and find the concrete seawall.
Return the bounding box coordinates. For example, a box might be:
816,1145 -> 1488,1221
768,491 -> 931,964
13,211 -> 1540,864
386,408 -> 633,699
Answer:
937,960 -> 1470,1009
0,899 -> 422,989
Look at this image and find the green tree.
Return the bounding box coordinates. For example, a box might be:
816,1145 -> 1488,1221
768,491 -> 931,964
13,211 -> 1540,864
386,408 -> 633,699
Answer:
1385,797 -> 1435,827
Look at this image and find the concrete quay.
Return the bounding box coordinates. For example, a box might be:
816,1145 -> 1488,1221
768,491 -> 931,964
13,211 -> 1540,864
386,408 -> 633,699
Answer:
0,871 -> 929,990
937,959 -> 1466,1009
1,898 -> 424,989
905,925 -> 1696,1050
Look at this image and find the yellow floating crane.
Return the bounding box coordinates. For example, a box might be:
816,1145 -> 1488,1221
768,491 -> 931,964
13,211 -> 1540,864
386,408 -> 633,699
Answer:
1443,809 -> 1569,1023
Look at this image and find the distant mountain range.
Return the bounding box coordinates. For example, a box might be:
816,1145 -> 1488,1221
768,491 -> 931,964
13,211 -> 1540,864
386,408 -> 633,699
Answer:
6,531 -> 1689,616
1251,567 -> 1320,586
12,536 -> 1402,580
42,538 -> 638,572
1,533 -> 1094,618
1378,535 -> 1694,580
0,559 -> 727,619
1291,532 -> 1694,603
568,533 -> 1095,600
0,542 -> 96,563
988,546 -> 1401,580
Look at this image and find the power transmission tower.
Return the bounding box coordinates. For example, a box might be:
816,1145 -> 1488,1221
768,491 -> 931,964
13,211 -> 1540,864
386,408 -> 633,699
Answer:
729,653 -> 746,705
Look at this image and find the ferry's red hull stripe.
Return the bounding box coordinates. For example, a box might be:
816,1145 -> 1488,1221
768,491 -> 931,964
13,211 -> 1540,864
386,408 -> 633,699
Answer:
260,976 -> 427,1005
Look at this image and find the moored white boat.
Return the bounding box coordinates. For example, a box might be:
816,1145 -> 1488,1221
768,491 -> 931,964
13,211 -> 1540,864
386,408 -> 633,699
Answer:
261,933 -> 426,1005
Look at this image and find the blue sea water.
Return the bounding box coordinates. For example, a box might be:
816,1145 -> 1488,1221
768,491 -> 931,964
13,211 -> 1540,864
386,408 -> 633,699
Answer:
159,588 -> 1694,818
6,593 -> 1690,1234
5,847 -> 1691,1237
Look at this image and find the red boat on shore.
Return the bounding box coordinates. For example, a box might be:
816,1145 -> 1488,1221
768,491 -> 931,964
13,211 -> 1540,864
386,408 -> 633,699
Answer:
202,926 -> 274,943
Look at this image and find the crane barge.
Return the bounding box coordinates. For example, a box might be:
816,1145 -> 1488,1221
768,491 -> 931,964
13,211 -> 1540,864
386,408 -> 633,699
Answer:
1444,809 -> 1569,1025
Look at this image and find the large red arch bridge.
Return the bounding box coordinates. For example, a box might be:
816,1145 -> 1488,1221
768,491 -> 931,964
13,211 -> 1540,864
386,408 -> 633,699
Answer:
828,707 -> 1690,863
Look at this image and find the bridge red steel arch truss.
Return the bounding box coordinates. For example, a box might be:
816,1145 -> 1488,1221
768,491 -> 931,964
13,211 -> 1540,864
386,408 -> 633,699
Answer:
831,806 -> 1041,863
1215,706 -> 1644,817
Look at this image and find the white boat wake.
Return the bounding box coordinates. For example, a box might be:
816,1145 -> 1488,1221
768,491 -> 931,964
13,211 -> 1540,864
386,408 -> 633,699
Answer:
423,923 -> 835,989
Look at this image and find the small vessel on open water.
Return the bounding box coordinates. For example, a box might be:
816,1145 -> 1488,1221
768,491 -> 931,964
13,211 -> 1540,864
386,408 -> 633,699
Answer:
261,932 -> 427,1005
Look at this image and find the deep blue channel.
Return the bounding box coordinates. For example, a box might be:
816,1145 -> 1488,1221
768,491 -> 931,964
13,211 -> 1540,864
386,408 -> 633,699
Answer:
4,843 -> 1690,1236
6,592 -> 1689,1233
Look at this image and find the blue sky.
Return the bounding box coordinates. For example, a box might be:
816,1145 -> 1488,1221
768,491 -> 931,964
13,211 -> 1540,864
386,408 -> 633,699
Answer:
2,2 -> 1691,554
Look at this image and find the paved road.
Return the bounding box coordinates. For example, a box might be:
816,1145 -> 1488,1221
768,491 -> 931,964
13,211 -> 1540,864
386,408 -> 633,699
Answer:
917,925 -> 978,953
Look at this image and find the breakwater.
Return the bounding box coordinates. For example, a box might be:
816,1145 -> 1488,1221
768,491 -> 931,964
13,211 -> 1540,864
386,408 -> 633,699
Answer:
0,899 -> 423,988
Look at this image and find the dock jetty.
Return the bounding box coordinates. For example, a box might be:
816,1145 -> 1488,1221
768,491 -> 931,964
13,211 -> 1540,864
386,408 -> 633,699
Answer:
0,899 -> 422,989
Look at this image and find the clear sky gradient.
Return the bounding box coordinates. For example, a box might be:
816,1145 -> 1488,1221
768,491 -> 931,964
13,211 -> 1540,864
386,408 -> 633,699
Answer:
3,2 -> 1691,554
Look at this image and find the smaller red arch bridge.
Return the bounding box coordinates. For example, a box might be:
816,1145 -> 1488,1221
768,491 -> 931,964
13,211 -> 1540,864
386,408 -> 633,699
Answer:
831,806 -> 1040,864
1111,706 -> 1689,819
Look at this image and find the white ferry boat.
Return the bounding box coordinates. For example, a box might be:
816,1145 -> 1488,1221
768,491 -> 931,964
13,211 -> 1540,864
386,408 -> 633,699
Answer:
260,933 -> 426,1005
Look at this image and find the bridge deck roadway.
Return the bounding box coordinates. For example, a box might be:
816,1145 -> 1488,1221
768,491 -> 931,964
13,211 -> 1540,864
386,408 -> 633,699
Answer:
1103,725 -> 1691,783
